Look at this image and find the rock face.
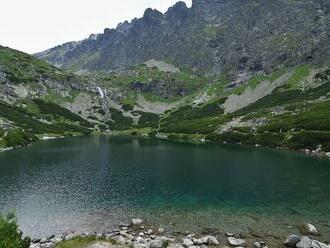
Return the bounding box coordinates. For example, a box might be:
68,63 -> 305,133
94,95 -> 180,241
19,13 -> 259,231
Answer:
36,0 -> 330,75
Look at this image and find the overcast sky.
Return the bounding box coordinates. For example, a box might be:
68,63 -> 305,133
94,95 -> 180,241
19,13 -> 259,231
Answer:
0,0 -> 192,54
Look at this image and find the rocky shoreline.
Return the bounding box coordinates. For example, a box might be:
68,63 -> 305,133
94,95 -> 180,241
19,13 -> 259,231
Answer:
29,219 -> 330,248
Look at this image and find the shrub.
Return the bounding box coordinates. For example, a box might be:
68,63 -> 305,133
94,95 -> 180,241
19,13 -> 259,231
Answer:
286,131 -> 330,150
0,212 -> 30,248
4,129 -> 37,147
107,108 -> 134,130
133,111 -> 160,128
122,104 -> 134,112
0,128 -> 4,138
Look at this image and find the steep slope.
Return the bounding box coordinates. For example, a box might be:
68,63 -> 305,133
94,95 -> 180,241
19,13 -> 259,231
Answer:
0,46 -> 99,148
36,0 -> 330,76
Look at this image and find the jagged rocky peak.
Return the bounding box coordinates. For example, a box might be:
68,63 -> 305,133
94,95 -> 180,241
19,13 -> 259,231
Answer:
117,21 -> 133,36
165,1 -> 190,23
142,8 -> 164,22
167,1 -> 189,13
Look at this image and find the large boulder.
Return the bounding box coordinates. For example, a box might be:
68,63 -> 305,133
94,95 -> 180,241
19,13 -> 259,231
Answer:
149,239 -> 163,248
228,237 -> 246,247
200,236 -> 219,245
182,238 -> 194,247
298,224 -> 320,236
284,235 -> 302,247
296,236 -> 330,248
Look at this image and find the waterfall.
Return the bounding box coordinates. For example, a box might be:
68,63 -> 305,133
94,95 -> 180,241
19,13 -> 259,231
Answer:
96,86 -> 104,99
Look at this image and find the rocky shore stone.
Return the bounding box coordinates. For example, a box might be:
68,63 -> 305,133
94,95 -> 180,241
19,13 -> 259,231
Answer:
296,236 -> 330,248
284,235 -> 330,248
149,239 -> 163,248
228,237 -> 246,247
192,238 -> 203,245
183,238 -> 194,247
226,233 -> 234,237
298,224 -> 320,236
199,236 -> 219,245
113,235 -> 126,245
168,244 -> 184,248
254,241 -> 267,248
132,218 -> 144,226
284,235 -> 302,247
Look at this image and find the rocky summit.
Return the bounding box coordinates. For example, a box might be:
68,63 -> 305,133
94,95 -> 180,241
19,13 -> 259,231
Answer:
36,0 -> 330,75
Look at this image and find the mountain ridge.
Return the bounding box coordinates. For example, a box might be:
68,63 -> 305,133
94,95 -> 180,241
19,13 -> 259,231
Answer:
36,0 -> 330,76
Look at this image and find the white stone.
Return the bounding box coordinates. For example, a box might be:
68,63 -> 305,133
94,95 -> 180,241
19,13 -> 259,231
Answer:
299,223 -> 319,236
183,238 -> 194,247
206,236 -> 219,246
296,236 -> 330,248
193,238 -> 203,245
149,239 -> 163,248
228,237 -> 246,247
134,242 -> 149,248
136,237 -> 146,244
168,244 -> 184,248
132,218 -> 144,226
113,235 -> 126,245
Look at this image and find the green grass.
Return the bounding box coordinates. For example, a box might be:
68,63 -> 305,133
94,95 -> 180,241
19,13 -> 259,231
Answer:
286,65 -> 310,88
0,45 -> 85,85
55,236 -> 111,248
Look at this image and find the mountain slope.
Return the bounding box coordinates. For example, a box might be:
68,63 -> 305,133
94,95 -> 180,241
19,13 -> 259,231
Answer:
36,0 -> 330,76
3,44 -> 330,153
0,46 -> 98,148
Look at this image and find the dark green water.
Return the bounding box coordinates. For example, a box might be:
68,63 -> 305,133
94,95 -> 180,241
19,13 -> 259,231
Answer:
0,136 -> 330,238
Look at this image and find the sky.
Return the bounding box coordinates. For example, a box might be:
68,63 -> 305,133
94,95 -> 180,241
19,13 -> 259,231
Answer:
0,0 -> 192,54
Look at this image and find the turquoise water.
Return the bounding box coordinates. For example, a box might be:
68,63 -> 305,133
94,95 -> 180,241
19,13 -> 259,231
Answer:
0,136 -> 330,238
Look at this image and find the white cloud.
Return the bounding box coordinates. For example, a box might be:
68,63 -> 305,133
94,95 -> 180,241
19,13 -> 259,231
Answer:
0,0 -> 192,54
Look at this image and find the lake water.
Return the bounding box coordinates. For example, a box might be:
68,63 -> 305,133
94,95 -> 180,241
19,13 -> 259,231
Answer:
0,136 -> 330,239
